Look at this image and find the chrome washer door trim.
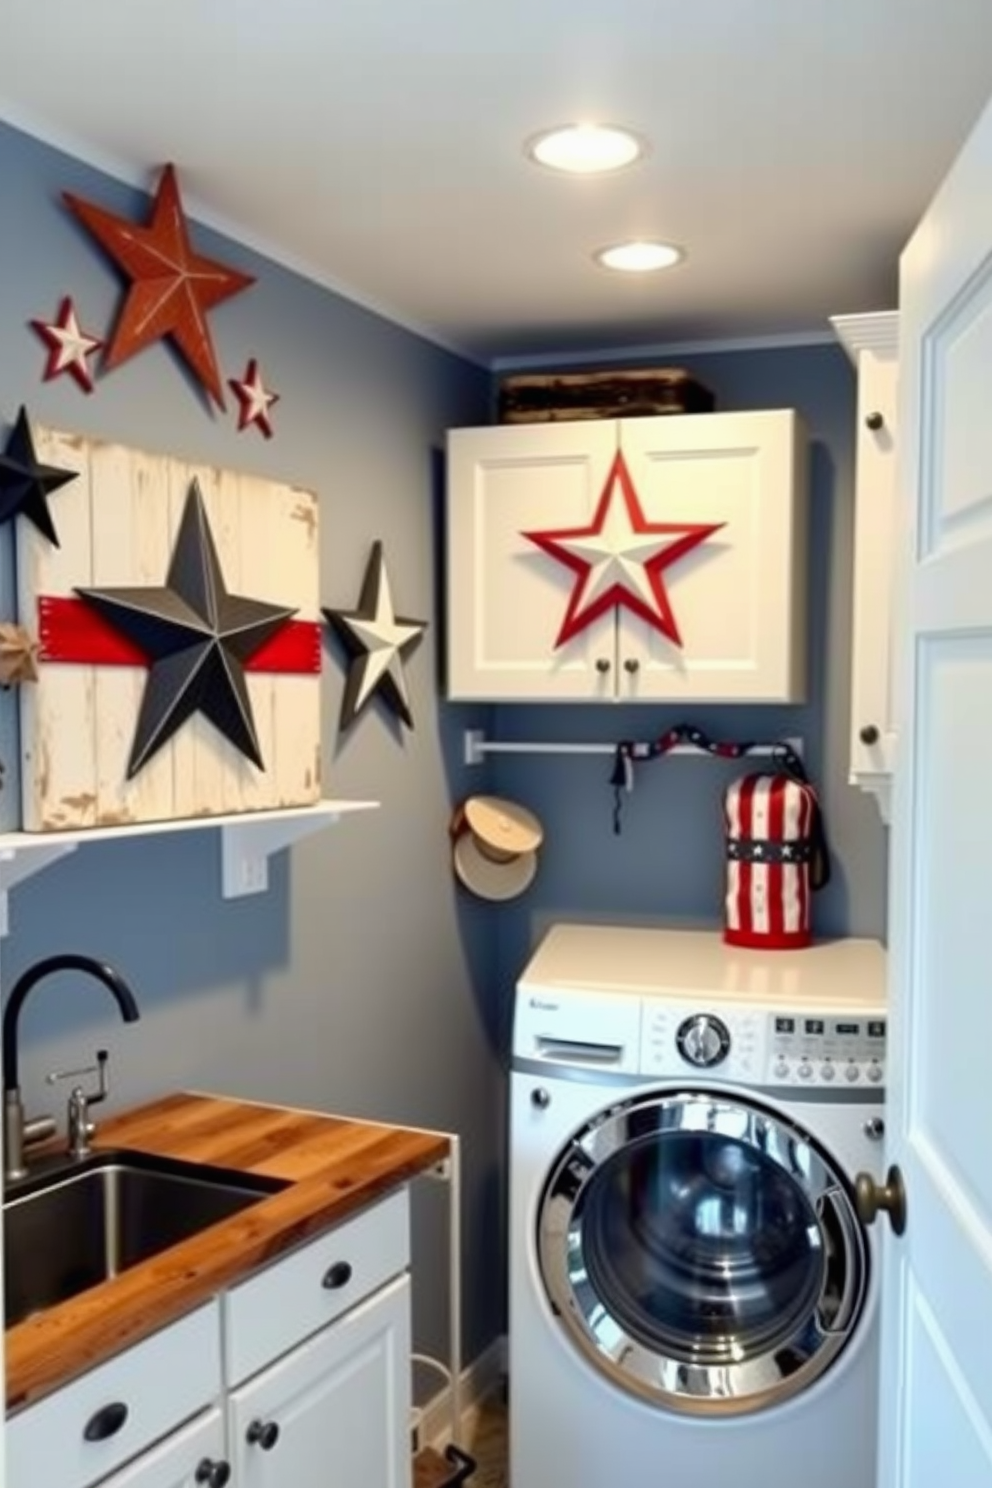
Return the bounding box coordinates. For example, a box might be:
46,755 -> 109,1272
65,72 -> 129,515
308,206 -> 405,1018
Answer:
537,1088 -> 869,1416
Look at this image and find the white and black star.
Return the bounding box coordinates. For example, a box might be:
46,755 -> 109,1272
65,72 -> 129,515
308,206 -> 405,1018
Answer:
323,542 -> 427,730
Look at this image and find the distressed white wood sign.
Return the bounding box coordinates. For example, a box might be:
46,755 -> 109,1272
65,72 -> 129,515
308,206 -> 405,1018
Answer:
17,425 -> 321,832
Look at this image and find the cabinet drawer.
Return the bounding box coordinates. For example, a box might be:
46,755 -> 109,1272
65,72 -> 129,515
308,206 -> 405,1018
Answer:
7,1301 -> 221,1488
224,1186 -> 409,1384
100,1407 -> 226,1488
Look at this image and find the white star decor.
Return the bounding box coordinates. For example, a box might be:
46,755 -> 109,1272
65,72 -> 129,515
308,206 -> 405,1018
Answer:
30,297 -> 103,393
323,542 -> 427,730
523,451 -> 724,647
229,357 -> 280,438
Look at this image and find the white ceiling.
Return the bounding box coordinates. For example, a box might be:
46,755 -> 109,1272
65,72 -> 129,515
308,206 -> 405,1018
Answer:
2,0 -> 992,366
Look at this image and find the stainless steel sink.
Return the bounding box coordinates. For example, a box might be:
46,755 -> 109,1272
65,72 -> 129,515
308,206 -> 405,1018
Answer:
3,1149 -> 288,1327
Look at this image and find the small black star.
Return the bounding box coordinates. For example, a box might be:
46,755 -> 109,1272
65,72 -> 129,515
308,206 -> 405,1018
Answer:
77,478 -> 296,777
323,541 -> 427,730
0,405 -> 78,546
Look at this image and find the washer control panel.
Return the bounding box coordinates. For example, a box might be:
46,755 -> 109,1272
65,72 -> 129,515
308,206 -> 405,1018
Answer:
769,1013 -> 886,1088
638,1001 -> 886,1088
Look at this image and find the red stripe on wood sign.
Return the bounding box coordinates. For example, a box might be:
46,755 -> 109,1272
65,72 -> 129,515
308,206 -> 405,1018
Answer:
767,775 -> 785,943
37,596 -> 322,674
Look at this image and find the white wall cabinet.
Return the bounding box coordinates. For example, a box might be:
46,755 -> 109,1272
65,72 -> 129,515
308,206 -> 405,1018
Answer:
7,1190 -> 412,1488
446,410 -> 808,704
831,311 -> 900,824
229,1274 -> 411,1488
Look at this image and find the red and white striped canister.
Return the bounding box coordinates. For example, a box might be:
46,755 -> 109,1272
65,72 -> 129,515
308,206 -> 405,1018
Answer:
723,772 -> 819,950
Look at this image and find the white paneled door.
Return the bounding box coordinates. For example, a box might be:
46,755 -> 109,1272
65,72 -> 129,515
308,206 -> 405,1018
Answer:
878,91 -> 992,1485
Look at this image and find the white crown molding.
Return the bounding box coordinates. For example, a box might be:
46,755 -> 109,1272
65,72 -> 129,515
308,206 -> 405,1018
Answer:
490,329 -> 838,372
830,311 -> 899,364
0,100 -> 489,370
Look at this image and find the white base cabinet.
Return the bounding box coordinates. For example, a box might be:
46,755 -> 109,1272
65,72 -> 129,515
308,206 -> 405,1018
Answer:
446,410 -> 808,704
7,1190 -> 413,1488
99,1410 -> 227,1488
230,1274 -> 411,1488
831,311 -> 900,823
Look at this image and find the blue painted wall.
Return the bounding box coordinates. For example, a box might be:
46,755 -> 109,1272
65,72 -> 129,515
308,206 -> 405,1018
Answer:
0,120 -> 887,1368
0,120 -> 500,1369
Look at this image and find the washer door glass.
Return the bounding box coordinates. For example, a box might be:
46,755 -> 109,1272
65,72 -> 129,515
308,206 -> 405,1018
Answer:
538,1091 -> 868,1415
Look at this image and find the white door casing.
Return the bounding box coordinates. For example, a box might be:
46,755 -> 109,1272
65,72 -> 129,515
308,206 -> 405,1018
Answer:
879,90 -> 992,1486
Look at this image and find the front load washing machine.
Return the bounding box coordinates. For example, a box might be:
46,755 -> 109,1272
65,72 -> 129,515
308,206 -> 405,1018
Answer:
509,923 -> 888,1488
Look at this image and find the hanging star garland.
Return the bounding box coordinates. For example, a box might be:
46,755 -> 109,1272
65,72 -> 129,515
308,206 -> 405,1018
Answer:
76,478 -> 296,777
0,406 -> 78,547
229,357 -> 279,437
523,450 -> 725,648
63,163 -> 255,408
323,541 -> 427,730
30,296 -> 103,393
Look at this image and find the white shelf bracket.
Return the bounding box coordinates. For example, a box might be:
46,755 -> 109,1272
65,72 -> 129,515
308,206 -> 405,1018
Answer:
0,841 -> 80,938
220,806 -> 345,899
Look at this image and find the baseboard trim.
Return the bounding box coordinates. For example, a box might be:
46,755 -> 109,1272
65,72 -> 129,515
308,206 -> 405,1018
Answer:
417,1335 -> 507,1450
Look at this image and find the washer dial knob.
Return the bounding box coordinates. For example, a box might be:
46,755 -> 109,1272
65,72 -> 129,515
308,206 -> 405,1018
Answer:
676,1014 -> 731,1068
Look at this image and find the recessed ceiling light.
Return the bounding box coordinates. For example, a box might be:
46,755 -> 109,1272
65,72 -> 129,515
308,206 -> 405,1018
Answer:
595,240 -> 685,272
526,124 -> 646,176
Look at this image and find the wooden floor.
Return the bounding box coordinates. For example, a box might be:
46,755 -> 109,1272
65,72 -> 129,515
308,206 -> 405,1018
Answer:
414,1393 -> 508,1488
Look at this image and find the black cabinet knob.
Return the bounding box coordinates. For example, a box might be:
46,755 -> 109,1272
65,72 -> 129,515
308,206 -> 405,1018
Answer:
247,1419 -> 280,1451
83,1402 -> 128,1442
859,724 -> 880,746
321,1260 -> 353,1290
865,410 -> 884,432
595,657 -> 611,674
623,658 -> 640,674
195,1461 -> 232,1488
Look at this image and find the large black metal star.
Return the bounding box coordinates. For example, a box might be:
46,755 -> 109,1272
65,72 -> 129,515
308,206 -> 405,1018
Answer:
0,405 -> 78,546
77,478 -> 296,778
323,541 -> 427,731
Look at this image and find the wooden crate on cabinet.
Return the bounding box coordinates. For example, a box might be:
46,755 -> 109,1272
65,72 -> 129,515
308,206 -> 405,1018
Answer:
445,410 -> 808,704
831,311 -> 899,824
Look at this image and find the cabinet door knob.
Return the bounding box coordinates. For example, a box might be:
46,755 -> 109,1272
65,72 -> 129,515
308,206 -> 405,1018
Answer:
859,724 -> 880,746
595,657 -> 611,674
321,1260 -> 353,1290
83,1401 -> 128,1442
623,658 -> 640,674
246,1419 -> 280,1451
865,410 -> 884,432
195,1461 -> 232,1488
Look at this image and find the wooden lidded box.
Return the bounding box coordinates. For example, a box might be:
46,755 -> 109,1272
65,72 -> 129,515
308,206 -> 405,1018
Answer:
497,368 -> 715,424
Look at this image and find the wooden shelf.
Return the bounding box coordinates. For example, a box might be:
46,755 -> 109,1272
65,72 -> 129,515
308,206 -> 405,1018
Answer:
0,799 -> 379,936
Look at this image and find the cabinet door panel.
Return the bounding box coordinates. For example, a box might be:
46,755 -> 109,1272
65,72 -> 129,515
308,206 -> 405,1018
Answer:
446,422 -> 617,699
100,1409 -> 226,1488
230,1274 -> 411,1488
618,411 -> 807,702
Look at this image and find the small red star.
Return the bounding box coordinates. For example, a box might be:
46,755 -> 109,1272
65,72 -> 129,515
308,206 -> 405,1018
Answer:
523,451 -> 724,648
30,296 -> 103,393
63,163 -> 255,408
229,358 -> 279,438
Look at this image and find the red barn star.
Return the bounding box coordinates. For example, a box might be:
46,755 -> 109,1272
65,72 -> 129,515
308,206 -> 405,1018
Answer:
63,163 -> 255,408
229,358 -> 279,437
31,296 -> 103,393
523,451 -> 724,647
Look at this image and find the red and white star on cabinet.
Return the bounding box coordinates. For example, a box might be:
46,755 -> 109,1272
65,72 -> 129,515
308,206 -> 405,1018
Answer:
445,411 -> 808,704
523,450 -> 723,647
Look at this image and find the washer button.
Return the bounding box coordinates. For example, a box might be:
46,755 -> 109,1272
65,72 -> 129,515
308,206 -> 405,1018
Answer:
866,1063 -> 883,1084
820,1062 -> 835,1081
798,1060 -> 813,1080
774,1058 -> 789,1079
845,1063 -> 860,1082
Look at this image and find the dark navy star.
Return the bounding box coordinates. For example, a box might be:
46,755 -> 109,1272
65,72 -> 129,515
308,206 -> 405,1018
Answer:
77,479 -> 296,777
0,405 -> 78,546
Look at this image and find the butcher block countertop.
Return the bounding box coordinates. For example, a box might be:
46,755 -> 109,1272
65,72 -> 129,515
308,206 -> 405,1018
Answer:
5,1092 -> 450,1412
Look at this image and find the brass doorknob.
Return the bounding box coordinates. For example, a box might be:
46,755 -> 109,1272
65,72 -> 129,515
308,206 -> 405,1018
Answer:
855,1164 -> 907,1236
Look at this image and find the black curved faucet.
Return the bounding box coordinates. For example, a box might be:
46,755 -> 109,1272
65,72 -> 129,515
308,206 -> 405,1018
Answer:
3,954 -> 141,1180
